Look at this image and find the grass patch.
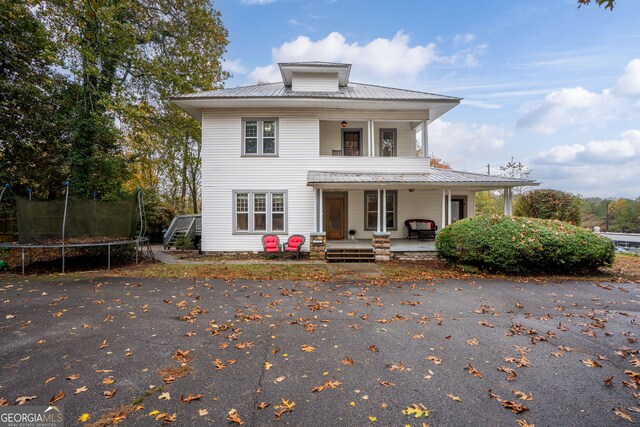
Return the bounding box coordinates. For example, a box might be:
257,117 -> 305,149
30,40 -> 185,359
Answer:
379,254 -> 640,283
109,262 -> 329,281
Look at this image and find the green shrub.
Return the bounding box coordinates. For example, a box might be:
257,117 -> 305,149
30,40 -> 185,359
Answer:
514,189 -> 582,225
174,234 -> 195,250
435,215 -> 615,274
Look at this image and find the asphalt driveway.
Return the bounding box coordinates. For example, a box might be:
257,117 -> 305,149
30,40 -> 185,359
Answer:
1,275 -> 639,426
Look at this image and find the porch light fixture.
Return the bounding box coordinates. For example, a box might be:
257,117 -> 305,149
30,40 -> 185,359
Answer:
341,120 -> 348,128
408,188 -> 415,192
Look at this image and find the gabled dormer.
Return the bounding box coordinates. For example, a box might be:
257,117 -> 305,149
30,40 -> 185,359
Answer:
279,62 -> 351,92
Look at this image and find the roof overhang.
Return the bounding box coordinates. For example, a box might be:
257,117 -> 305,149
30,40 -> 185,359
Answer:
171,97 -> 460,122
307,170 -> 539,191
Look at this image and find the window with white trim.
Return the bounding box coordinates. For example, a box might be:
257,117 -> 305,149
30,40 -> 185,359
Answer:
233,191 -> 287,233
364,191 -> 397,230
243,119 -> 278,156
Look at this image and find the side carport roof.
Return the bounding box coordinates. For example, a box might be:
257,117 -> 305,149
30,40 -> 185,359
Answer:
307,170 -> 539,191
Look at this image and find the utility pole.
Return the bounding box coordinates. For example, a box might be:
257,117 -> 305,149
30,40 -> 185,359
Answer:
487,164 -> 491,175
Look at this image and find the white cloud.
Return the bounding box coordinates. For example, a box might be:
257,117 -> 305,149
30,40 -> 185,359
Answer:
461,99 -> 503,110
534,130 -> 640,164
516,87 -> 620,135
429,120 -> 507,167
517,58 -> 640,135
453,33 -> 477,46
222,59 -> 246,75
247,31 -> 486,84
616,58 -> 640,96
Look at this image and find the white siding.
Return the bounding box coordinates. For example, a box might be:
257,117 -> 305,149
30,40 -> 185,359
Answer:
292,73 -> 339,92
200,108 -> 475,252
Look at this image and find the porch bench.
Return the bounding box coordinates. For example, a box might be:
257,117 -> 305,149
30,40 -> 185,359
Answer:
405,219 -> 437,240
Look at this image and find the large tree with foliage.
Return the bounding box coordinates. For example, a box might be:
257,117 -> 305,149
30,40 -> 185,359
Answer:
514,189 -> 583,225
1,0 -> 228,206
36,0 -> 228,200
0,0 -> 77,199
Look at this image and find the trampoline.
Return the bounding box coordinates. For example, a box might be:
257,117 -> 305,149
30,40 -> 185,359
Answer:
0,183 -> 154,273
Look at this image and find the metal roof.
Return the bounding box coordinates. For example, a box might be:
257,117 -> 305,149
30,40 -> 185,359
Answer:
171,82 -> 460,102
307,170 -> 538,188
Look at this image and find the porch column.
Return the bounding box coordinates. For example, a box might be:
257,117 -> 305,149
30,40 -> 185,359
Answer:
377,188 -> 382,232
503,188 -> 512,216
447,189 -> 452,225
368,120 -> 375,157
319,188 -> 324,231
422,120 -> 428,158
382,189 -> 387,233
441,189 -> 446,228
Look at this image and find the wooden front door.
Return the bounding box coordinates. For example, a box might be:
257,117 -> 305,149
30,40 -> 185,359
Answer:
324,193 -> 346,240
343,131 -> 361,156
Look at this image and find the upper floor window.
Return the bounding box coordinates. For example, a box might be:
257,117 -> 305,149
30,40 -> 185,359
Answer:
243,119 -> 278,156
379,128 -> 397,157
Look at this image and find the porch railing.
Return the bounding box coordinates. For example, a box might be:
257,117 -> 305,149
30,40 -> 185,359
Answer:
163,214 -> 201,249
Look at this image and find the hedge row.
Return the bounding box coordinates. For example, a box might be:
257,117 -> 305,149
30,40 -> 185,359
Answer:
435,215 -> 615,274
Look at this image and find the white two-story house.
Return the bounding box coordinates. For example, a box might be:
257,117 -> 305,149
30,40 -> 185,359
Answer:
172,62 -> 535,260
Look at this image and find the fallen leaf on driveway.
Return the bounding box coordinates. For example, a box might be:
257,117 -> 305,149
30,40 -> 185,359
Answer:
402,403 -> 429,418
516,419 -> 534,427
78,413 -> 90,422
16,396 -> 36,405
180,394 -> 203,403
158,392 -> 171,400
66,373 -> 80,380
426,356 -> 442,365
103,389 -> 116,399
614,407 -> 633,422
49,391 -> 65,404
379,380 -> 395,387
301,344 -> 315,353
467,338 -> 479,346
341,357 -> 354,365
465,364 -> 483,378
312,379 -> 341,392
74,386 -> 88,395
199,409 -> 208,416
99,340 -> 108,349
582,359 -> 602,368
447,393 -> 461,402
513,390 -> 533,401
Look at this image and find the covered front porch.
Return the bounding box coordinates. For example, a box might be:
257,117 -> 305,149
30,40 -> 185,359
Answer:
307,170 -> 537,262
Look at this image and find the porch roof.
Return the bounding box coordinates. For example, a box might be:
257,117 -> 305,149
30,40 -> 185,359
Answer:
307,170 -> 539,190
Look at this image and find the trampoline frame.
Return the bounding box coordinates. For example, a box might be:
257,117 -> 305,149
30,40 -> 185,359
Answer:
0,237 -> 150,274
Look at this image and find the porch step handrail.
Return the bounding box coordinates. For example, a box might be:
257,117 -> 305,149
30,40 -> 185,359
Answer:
163,214 -> 202,249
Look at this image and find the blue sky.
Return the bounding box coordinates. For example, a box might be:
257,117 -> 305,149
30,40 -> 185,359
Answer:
215,0 -> 640,198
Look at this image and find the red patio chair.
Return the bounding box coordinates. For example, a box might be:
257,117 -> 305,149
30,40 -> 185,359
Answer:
262,234 -> 281,257
282,234 -> 305,260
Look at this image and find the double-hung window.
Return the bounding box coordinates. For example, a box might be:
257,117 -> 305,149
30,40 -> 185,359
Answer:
243,119 -> 278,156
234,191 -> 287,233
364,191 -> 397,230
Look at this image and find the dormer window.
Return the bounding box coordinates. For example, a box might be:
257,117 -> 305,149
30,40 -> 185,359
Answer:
242,118 -> 278,156
279,62 -> 351,92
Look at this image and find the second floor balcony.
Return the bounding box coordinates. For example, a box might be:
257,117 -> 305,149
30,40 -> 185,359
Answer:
319,119 -> 428,159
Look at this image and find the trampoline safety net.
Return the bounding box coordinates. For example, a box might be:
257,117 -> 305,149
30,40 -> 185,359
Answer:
15,196 -> 138,244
